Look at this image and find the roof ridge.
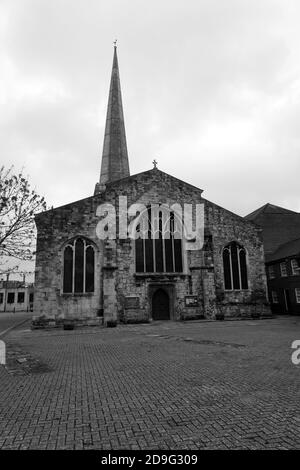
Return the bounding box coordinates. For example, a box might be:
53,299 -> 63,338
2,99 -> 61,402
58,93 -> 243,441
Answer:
245,202 -> 299,219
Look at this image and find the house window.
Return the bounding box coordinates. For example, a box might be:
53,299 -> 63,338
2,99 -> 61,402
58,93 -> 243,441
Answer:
291,259 -> 299,276
135,207 -> 183,274
17,292 -> 25,303
223,241 -> 248,290
63,238 -> 95,294
272,291 -> 279,304
268,265 -> 275,279
7,292 -> 15,304
280,262 -> 287,277
0,293 -> 3,304
295,288 -> 300,304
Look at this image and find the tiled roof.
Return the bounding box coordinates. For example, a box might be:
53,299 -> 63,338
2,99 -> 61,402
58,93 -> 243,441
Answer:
266,237 -> 300,263
245,203 -> 300,255
245,203 -> 298,220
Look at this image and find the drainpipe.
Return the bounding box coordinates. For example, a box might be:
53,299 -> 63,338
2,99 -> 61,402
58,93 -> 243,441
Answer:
3,286 -> 7,313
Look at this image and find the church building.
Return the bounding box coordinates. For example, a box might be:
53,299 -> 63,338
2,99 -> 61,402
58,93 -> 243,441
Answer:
34,46 -> 270,324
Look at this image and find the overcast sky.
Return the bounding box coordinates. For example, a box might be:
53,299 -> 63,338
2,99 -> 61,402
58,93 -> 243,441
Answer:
1,0 -> 300,221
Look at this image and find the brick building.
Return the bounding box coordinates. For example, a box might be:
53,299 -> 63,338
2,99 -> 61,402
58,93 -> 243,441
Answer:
265,240 -> 300,314
34,46 -> 270,324
246,204 -> 300,314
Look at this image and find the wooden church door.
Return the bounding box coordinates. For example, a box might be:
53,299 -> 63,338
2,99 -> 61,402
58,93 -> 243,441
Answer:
152,289 -> 170,320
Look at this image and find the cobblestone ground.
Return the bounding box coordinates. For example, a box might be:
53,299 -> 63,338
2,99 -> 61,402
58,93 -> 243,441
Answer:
0,316 -> 300,450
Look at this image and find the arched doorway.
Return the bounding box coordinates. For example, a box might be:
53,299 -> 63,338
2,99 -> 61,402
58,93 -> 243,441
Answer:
152,288 -> 170,320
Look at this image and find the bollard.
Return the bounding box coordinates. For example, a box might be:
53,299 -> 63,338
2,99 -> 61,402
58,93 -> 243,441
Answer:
0,340 -> 6,365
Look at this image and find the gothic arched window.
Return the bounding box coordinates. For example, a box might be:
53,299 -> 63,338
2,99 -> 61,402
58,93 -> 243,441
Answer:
63,238 -> 95,293
135,207 -> 183,273
222,241 -> 248,290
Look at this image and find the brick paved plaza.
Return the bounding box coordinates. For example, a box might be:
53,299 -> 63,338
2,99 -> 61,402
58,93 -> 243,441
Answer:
0,317 -> 300,450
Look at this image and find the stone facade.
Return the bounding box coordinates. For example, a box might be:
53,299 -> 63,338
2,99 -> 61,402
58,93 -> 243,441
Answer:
34,169 -> 270,323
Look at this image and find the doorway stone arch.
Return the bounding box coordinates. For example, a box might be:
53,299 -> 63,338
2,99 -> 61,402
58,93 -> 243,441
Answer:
149,283 -> 175,321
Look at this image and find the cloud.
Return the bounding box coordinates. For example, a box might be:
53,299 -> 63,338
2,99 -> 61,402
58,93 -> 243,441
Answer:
0,0 -> 299,219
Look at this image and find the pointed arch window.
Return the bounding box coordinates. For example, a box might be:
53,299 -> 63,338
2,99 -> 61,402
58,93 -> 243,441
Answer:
63,238 -> 95,293
222,242 -> 248,290
135,207 -> 183,273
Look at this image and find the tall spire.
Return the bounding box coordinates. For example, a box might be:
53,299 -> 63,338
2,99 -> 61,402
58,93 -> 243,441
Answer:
96,43 -> 130,192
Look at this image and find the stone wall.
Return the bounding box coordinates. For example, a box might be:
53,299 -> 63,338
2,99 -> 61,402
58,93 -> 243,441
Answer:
34,168 -> 270,322
34,194 -> 105,320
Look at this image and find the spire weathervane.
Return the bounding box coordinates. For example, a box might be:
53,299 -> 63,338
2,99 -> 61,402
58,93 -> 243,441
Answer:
113,39 -> 117,48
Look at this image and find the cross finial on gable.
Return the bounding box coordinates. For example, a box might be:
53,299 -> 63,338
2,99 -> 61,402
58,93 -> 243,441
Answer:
152,159 -> 158,169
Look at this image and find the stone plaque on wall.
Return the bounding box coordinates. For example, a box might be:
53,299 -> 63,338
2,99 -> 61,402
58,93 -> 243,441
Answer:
125,296 -> 140,309
185,295 -> 199,307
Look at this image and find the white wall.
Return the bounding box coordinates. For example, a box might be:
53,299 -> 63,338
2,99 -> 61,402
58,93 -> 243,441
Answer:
0,287 -> 34,312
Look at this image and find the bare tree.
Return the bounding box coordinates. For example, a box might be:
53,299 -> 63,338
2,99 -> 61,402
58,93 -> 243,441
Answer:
0,166 -> 47,273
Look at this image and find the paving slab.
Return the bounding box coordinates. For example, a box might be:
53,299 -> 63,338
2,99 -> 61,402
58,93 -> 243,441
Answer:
0,316 -> 299,449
